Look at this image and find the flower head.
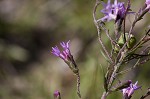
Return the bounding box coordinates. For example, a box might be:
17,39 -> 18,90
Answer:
146,0 -> 150,5
122,81 -> 141,98
146,0 -> 150,12
54,90 -> 61,99
52,40 -> 79,74
100,0 -> 127,22
52,41 -> 71,62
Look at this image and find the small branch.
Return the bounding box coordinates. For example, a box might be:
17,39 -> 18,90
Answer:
101,92 -> 109,99
108,51 -> 126,89
116,40 -> 127,63
76,72 -> 82,99
116,59 -> 140,76
117,43 -> 150,76
93,0 -> 114,64
102,26 -> 118,47
117,9 -> 150,62
129,29 -> 150,53
139,57 -> 150,65
128,8 -> 149,35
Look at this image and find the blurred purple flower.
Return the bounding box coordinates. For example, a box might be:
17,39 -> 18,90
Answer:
146,0 -> 150,12
52,40 -> 71,62
122,81 -> 141,98
146,0 -> 150,5
52,40 -> 79,74
100,0 -> 127,22
54,90 -> 61,99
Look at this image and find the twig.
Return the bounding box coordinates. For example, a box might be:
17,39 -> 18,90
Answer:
140,88 -> 150,99
102,26 -> 118,47
93,0 -> 114,64
128,8 -> 149,35
76,72 -> 82,99
129,29 -> 150,53
101,92 -> 109,99
116,59 -> 140,76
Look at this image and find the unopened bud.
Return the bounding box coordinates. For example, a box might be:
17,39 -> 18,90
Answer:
54,90 -> 61,99
117,33 -> 136,49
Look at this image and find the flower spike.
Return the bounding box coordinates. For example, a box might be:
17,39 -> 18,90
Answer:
52,41 -> 82,98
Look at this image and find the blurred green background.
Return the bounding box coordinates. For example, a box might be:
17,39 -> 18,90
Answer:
0,0 -> 149,99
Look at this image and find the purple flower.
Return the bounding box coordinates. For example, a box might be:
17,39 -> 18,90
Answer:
100,0 -> 113,21
146,0 -> 150,5
146,0 -> 150,12
52,40 -> 79,74
52,41 -> 71,62
100,0 -> 126,22
54,90 -> 61,99
122,81 -> 141,98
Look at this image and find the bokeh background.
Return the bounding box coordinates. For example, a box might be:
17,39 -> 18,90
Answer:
0,0 -> 149,99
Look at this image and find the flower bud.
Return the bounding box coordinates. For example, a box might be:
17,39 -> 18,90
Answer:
54,90 -> 61,99
118,33 -> 136,49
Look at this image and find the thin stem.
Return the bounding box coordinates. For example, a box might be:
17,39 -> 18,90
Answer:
93,0 -> 114,64
101,92 -> 109,99
108,51 -> 126,89
128,8 -> 149,35
76,72 -> 82,99
140,88 -> 150,99
116,59 -> 140,76
139,57 -> 150,64
102,26 -> 118,47
116,43 -> 150,76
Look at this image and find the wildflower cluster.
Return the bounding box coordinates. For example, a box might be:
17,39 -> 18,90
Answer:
93,0 -> 150,98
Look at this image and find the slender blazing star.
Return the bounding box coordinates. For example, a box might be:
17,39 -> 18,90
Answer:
52,41 -> 71,62
122,81 -> 141,98
52,41 -> 79,74
100,0 -> 126,22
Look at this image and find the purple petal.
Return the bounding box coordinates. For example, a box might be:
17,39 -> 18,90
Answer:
146,0 -> 150,5
107,0 -> 111,5
128,88 -> 134,97
52,41 -> 71,61
100,16 -> 110,22
102,2 -> 107,8
59,53 -> 65,60
60,42 -> 66,48
52,46 -> 60,56
66,40 -> 70,48
114,0 -> 118,6
60,41 -> 70,49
